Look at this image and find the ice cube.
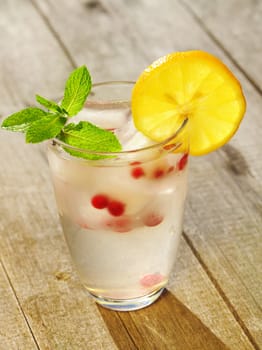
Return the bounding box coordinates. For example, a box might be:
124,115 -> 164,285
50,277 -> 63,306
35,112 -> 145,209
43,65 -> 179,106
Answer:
122,130 -> 156,151
72,107 -> 130,130
114,116 -> 137,145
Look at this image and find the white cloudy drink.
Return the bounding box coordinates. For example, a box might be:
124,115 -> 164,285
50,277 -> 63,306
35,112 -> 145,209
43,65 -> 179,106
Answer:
47,82 -> 189,311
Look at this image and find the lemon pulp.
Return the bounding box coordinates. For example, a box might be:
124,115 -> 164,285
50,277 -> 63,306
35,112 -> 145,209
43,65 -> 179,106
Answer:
131,51 -> 246,156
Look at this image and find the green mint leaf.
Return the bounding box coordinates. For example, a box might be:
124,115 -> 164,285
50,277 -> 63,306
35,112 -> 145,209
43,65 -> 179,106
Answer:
26,114 -> 67,143
36,94 -> 64,114
1,107 -> 48,132
61,66 -> 92,117
58,121 -> 122,160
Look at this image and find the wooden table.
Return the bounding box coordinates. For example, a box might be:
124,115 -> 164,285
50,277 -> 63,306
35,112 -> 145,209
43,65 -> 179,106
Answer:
0,1 -> 261,349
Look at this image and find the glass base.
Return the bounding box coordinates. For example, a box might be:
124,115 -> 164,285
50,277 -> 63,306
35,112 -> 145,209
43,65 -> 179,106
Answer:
89,288 -> 165,311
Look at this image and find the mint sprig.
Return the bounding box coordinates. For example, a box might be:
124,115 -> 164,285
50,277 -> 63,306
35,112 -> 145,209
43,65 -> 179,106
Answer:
35,95 -> 64,114
1,107 -> 48,132
1,66 -> 122,159
61,66 -> 92,116
59,122 -> 122,160
26,114 -> 67,143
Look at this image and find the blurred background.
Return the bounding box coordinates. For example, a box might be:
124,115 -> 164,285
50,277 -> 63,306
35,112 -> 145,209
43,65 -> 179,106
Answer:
0,0 -> 261,111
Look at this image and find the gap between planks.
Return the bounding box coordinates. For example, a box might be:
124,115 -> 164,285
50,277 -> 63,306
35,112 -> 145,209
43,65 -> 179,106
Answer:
0,258 -> 41,350
179,0 -> 262,96
16,1 -> 261,348
182,231 -> 260,350
30,0 -> 77,69
98,289 -> 230,350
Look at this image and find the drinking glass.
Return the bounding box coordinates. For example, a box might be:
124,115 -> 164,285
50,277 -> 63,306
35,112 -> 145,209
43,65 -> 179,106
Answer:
47,82 -> 189,311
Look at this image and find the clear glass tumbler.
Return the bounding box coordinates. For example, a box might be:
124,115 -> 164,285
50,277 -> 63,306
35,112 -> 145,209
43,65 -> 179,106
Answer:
47,82 -> 189,311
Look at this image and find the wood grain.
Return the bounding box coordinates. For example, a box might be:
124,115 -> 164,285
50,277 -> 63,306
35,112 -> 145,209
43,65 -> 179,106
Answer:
180,0 -> 262,93
0,1 -> 73,119
100,1 -> 262,347
0,0 -> 261,349
99,290 -> 229,350
31,0 -> 148,81
0,260 -> 38,350
168,238 -> 256,350
98,237 -> 255,349
0,1 -> 116,348
0,132 -> 118,349
34,0 -> 262,347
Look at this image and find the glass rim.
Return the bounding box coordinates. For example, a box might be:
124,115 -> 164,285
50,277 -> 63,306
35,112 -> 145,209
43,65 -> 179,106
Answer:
51,81 -> 189,157
92,80 -> 136,87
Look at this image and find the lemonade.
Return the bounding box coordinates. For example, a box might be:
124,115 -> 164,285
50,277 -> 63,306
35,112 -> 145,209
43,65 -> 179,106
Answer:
47,82 -> 189,310
1,50 -> 246,311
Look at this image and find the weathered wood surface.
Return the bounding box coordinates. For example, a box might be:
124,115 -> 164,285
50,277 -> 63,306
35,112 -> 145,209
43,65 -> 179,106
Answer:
0,259 -> 38,349
0,0 -> 261,349
181,0 -> 262,93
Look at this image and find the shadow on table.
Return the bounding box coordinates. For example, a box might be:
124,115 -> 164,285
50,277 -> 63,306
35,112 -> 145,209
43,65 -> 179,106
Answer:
98,289 -> 229,350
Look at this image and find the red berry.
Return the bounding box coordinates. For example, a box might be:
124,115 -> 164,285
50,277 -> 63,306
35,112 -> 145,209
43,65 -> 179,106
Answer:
91,194 -> 109,209
106,217 -> 132,233
153,168 -> 165,178
177,153 -> 189,171
140,273 -> 164,287
131,166 -> 145,179
107,200 -> 125,216
144,212 -> 163,227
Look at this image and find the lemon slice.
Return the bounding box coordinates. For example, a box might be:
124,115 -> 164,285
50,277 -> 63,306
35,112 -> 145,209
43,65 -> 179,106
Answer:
131,51 -> 246,155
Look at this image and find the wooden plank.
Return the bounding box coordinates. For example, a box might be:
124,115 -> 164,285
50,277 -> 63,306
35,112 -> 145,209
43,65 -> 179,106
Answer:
99,290 -> 229,350
167,238 -> 257,350
0,260 -> 38,350
30,0 -> 147,82
99,238 -> 255,350
180,0 -> 262,93
0,0 -> 260,349
1,135 -> 253,348
0,1 -> 117,349
0,1 -> 73,111
100,2 -> 262,348
30,0 -> 260,349
184,153 -> 262,348
0,134 -> 118,350
30,1 -> 261,348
